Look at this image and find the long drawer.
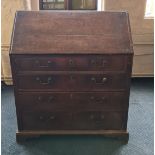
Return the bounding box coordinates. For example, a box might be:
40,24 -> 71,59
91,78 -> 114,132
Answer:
16,73 -> 128,91
12,55 -> 126,72
17,92 -> 128,110
22,111 -> 127,130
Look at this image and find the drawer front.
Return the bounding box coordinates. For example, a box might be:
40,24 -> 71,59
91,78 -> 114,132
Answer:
22,111 -> 127,130
17,92 -> 128,110
13,55 -> 126,72
72,111 -> 126,130
16,73 -> 127,91
22,111 -> 72,130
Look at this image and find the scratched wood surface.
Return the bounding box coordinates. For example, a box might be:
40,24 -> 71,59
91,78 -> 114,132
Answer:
10,11 -> 133,54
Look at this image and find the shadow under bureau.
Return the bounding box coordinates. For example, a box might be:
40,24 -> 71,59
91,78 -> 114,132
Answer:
10,11 -> 133,142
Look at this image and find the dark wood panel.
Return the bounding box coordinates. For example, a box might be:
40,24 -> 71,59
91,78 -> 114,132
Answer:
9,11 -> 133,141
72,111 -> 127,130
16,92 -> 128,110
13,55 -> 126,72
16,73 -> 128,91
22,111 -> 72,130
10,11 -> 133,54
22,110 -> 127,130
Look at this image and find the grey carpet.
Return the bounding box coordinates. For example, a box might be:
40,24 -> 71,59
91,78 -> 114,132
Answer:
1,78 -> 154,155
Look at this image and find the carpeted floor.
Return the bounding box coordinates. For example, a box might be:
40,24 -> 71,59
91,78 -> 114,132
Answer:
1,78 -> 154,155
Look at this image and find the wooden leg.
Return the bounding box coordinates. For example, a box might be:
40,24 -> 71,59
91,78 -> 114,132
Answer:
117,133 -> 129,144
100,131 -> 129,143
16,132 -> 40,143
106,133 -> 129,144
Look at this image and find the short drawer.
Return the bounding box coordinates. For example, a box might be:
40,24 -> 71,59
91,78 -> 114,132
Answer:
16,73 -> 128,91
21,111 -> 127,130
72,111 -> 127,130
17,92 -> 128,110
22,111 -> 72,130
12,55 -> 126,72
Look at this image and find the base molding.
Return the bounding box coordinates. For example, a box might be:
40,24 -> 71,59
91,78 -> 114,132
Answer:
16,130 -> 129,143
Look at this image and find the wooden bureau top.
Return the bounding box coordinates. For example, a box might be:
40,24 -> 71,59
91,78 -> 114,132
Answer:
10,11 -> 133,54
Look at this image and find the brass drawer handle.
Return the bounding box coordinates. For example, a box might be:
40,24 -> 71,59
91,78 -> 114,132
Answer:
39,115 -> 56,121
90,96 -> 105,103
39,116 -> 44,120
91,59 -> 107,67
70,93 -> 73,99
36,77 -> 52,85
38,96 -> 42,101
90,114 -> 95,120
91,59 -> 96,65
91,77 -> 107,84
49,116 -> 55,120
90,114 -> 104,120
35,60 -> 52,68
90,96 -> 95,100
102,60 -> 107,67
48,96 -> 54,102
37,96 -> 54,102
69,59 -> 75,67
100,114 -> 104,120
70,75 -> 75,80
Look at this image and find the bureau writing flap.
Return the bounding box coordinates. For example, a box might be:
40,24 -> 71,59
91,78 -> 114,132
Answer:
10,11 -> 133,55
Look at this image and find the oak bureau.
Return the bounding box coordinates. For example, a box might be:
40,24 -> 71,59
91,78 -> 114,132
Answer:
10,11 -> 133,142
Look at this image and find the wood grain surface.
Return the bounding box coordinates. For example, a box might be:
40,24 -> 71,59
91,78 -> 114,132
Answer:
10,11 -> 133,54
10,11 -> 133,142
